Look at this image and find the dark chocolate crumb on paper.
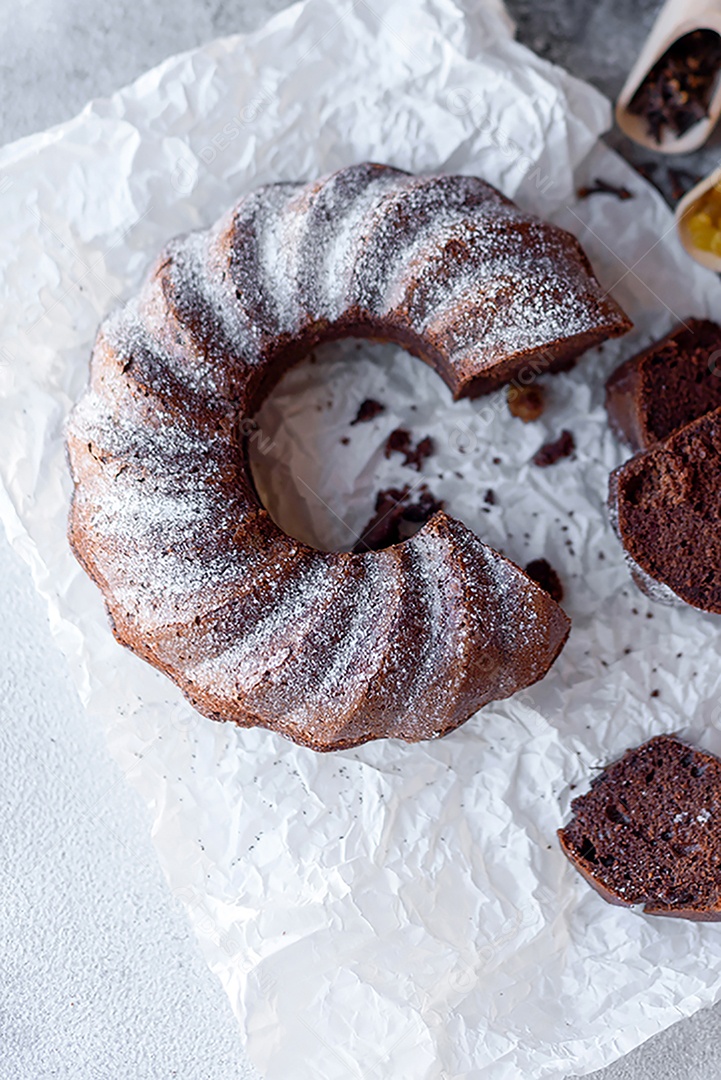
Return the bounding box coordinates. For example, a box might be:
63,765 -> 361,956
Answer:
384,428 -> 412,458
384,428 -> 434,471
351,398 -> 385,425
354,485 -> 444,552
533,430 -> 575,467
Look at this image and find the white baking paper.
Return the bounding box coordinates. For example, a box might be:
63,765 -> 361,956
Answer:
3,0 -> 721,1076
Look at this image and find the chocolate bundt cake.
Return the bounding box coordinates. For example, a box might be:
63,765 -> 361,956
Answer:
67,163 -> 631,751
606,318 -> 721,451
560,735 -> 721,920
609,407 -> 721,611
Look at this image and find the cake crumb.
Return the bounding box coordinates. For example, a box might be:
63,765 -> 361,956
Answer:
354,486 -> 444,552
384,429 -> 434,471
351,398 -> 385,425
533,430 -> 575,467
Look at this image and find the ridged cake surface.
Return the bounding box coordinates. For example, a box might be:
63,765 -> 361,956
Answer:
67,163 -> 632,750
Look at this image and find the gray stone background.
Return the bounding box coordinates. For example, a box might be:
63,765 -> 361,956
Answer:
3,0 -> 721,1077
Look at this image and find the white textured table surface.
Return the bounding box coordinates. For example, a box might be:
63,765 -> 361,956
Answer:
3,1 -> 721,1078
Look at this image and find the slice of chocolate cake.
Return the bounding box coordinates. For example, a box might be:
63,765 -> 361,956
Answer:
609,407 -> 721,612
559,735 -> 721,920
605,318 -> 721,451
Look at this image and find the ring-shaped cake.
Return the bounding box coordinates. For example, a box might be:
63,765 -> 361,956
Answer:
67,163 -> 631,750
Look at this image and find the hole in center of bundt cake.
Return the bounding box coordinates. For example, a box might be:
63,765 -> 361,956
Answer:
248,336 -> 453,554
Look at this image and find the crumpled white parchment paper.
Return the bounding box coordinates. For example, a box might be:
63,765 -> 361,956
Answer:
3,0 -> 721,1076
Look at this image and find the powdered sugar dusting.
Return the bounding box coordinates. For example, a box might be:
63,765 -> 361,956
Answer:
299,165 -> 402,319
106,165 -> 622,411
298,554 -> 401,722
187,557 -> 339,691
398,526 -> 468,721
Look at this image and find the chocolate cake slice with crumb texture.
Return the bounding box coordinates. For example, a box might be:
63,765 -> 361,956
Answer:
609,406 -> 721,612
605,318 -> 721,451
559,735 -> 721,920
